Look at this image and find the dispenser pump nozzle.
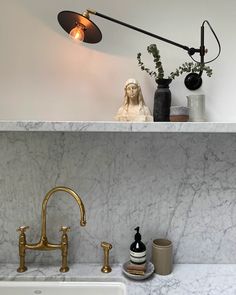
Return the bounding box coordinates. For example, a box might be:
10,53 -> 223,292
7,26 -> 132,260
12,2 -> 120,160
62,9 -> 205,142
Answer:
134,226 -> 141,241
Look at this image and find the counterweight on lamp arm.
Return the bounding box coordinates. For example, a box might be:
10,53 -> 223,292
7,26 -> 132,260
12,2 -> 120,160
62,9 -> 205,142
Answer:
57,9 -> 221,90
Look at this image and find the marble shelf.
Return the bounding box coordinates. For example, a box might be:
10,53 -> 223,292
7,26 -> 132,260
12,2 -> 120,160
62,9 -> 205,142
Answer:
1,263 -> 236,295
0,121 -> 236,133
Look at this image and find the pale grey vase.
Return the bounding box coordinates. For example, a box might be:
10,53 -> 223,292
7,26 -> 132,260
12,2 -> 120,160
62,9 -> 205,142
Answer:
187,94 -> 206,122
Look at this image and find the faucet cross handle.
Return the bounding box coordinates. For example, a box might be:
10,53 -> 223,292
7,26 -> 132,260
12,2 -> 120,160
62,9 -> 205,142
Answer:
60,226 -> 71,234
17,226 -> 29,233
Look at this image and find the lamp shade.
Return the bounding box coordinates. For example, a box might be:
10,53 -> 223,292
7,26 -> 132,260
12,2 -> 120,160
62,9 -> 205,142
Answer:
57,11 -> 102,43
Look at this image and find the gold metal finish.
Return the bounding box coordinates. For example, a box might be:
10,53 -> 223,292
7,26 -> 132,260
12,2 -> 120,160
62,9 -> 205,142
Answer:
17,186 -> 86,273
85,9 -> 97,16
101,241 -> 112,273
17,226 -> 29,272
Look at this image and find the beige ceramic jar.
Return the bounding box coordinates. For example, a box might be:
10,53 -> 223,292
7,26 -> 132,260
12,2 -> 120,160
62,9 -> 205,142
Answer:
152,239 -> 172,275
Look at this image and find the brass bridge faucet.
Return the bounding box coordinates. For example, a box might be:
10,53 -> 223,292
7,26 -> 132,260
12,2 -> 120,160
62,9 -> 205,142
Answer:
17,186 -> 86,273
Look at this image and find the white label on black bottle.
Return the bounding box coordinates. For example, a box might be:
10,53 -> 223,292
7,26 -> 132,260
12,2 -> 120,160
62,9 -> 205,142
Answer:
130,250 -> 146,264
130,250 -> 146,257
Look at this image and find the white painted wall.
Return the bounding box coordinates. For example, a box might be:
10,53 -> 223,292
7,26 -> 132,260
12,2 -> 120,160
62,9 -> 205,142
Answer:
0,0 -> 233,121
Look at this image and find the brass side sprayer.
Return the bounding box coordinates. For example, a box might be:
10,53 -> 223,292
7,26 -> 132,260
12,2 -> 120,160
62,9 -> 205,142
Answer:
101,241 -> 112,273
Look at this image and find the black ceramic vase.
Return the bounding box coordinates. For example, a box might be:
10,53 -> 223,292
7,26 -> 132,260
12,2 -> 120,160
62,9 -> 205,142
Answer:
153,79 -> 172,122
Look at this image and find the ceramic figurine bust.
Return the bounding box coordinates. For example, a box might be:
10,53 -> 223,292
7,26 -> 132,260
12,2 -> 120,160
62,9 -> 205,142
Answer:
115,78 -> 153,122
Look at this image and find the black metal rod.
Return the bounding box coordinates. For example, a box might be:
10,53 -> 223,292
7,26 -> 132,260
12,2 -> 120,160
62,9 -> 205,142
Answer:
200,24 -> 205,64
95,11 -> 192,52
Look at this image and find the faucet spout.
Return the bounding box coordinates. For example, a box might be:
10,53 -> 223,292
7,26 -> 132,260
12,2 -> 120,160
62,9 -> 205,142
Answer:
41,186 -> 86,240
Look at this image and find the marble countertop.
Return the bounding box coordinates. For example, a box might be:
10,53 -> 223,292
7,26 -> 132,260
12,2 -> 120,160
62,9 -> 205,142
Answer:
0,120 -> 236,133
1,263 -> 236,294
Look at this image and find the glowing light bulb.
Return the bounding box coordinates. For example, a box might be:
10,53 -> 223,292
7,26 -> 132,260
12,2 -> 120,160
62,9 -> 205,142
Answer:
69,24 -> 85,41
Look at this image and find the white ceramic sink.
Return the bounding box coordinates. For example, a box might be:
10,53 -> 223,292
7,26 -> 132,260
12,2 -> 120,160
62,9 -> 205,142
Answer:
0,281 -> 126,295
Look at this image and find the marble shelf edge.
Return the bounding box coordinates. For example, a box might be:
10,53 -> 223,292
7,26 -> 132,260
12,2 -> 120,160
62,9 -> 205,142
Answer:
1,264 -> 236,295
0,121 -> 235,133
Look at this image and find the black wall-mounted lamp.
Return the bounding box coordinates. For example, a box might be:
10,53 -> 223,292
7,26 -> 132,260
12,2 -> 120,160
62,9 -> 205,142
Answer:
57,9 -> 221,90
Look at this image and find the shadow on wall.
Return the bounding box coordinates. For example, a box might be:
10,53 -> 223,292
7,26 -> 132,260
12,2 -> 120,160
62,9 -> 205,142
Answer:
18,0 -> 161,57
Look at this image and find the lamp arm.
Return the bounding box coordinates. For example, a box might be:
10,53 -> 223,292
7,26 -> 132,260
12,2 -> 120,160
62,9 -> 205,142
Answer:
58,9 -> 220,90
88,10 -> 199,55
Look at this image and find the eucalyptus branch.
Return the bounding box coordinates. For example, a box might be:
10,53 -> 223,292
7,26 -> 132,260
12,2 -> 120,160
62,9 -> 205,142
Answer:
137,44 -> 213,82
137,52 -> 157,79
169,62 -> 213,80
137,44 -> 165,80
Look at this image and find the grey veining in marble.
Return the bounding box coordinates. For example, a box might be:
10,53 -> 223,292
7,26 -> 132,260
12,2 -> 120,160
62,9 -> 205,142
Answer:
0,120 -> 236,132
1,132 -> 236,264
1,263 -> 236,295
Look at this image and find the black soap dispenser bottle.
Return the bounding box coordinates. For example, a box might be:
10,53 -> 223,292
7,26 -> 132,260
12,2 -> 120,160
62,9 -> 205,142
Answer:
130,226 -> 146,264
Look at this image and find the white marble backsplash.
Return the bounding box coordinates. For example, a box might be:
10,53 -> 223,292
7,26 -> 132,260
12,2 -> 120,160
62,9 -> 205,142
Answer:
0,132 -> 236,264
